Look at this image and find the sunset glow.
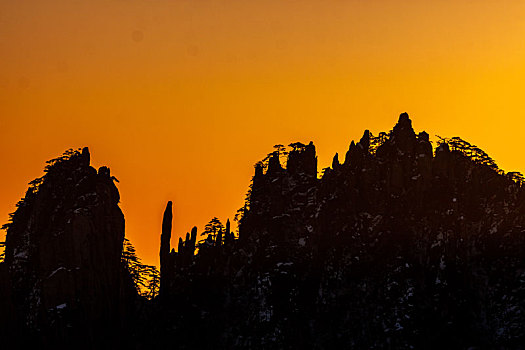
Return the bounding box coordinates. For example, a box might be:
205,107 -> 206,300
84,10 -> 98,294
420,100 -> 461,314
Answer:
2,0 -> 525,267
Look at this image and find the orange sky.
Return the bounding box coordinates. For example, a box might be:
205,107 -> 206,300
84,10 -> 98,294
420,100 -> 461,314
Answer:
2,0 -> 525,268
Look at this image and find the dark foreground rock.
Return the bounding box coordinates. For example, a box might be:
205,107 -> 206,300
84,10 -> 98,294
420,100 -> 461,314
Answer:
1,148 -> 137,348
156,114 -> 525,349
2,114 -> 525,349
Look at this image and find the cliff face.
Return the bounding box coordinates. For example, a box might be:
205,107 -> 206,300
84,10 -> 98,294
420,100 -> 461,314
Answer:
2,148 -> 131,347
157,114 -> 525,349
2,114 -> 525,348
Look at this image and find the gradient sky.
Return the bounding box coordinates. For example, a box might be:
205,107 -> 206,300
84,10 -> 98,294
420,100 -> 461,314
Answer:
2,0 -> 525,268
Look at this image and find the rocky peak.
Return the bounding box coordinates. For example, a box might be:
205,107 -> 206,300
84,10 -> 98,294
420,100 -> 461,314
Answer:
286,141 -> 317,177
389,112 -> 417,154
340,129 -> 372,170
359,129 -> 370,153
160,201 -> 173,297
160,201 -> 173,261
343,140 -> 357,166
81,146 -> 90,166
332,152 -> 340,169
266,152 -> 283,176
2,147 -> 130,347
4,114 -> 525,349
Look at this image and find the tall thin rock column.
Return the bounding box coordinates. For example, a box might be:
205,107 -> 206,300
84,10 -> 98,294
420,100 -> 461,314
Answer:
159,201 -> 172,297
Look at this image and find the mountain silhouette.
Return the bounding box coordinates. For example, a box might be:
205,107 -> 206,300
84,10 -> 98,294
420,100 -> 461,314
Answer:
1,113 -> 525,349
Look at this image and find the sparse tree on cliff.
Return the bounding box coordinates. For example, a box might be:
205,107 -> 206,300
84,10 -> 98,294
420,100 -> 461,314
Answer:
201,217 -> 224,239
437,136 -> 501,173
273,144 -> 287,156
369,132 -> 388,154
273,144 -> 289,165
122,238 -> 160,300
122,238 -> 146,291
144,265 -> 160,299
289,142 -> 306,152
261,144 -> 289,168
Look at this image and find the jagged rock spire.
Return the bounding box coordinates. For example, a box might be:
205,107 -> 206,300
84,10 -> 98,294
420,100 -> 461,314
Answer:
417,131 -> 433,158
224,219 -> 232,244
389,112 -> 417,155
178,237 -> 183,252
332,153 -> 340,169
190,226 -> 197,252
359,130 -> 370,153
216,228 -> 223,246
160,201 -> 173,298
267,152 -> 283,175
160,201 -> 172,266
287,141 -> 317,177
344,138 -> 367,168
392,112 -> 414,135
344,141 -> 356,166
81,147 -> 90,166
392,113 -> 415,138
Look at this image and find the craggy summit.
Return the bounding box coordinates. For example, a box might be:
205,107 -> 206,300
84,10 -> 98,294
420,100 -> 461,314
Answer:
2,113 -> 525,349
